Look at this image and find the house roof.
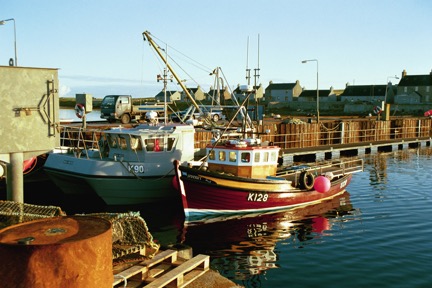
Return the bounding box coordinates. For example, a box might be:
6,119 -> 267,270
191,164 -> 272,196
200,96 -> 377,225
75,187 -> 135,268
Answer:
398,74 -> 432,86
185,87 -> 199,93
341,85 -> 387,96
265,83 -> 298,90
155,90 -> 179,97
300,89 -> 331,97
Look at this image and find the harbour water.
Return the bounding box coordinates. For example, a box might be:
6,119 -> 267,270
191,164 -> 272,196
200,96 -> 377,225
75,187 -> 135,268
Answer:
60,108 -> 104,122
2,112 -> 431,287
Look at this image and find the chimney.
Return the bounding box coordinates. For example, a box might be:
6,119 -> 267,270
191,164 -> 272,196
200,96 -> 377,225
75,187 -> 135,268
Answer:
402,69 -> 407,78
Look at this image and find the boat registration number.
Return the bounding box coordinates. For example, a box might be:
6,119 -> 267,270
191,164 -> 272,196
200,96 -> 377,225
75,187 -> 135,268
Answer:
247,192 -> 268,202
128,165 -> 148,173
340,179 -> 348,189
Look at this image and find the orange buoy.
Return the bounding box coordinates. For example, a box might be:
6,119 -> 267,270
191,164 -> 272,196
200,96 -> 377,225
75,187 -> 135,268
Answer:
0,216 -> 112,288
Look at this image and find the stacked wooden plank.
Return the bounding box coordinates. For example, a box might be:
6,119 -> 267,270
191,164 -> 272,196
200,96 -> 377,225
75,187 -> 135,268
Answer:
113,249 -> 209,288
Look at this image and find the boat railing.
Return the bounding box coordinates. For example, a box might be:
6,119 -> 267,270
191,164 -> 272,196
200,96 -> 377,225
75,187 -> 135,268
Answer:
276,157 -> 364,180
57,126 -> 105,159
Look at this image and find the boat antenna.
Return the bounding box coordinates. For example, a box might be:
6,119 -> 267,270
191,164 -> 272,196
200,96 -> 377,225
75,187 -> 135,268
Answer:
254,34 -> 260,88
246,36 -> 251,86
254,34 -> 260,121
163,44 -> 169,124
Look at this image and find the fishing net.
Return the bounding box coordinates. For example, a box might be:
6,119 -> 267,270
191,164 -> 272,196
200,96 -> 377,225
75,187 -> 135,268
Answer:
0,201 -> 160,265
0,200 -> 66,229
82,211 -> 160,261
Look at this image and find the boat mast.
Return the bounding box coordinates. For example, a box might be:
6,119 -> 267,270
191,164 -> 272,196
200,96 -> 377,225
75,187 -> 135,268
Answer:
254,34 -> 260,121
246,36 -> 251,86
142,31 -> 202,114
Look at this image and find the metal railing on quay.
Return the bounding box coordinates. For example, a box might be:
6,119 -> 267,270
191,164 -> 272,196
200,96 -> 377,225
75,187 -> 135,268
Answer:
193,118 -> 432,150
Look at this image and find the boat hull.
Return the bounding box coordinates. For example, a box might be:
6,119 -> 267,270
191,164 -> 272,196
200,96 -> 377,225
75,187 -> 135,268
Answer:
44,153 -> 178,205
45,169 -> 176,205
176,165 -> 352,220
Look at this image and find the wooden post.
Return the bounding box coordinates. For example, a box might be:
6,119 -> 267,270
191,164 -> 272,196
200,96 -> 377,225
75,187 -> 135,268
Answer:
383,103 -> 391,121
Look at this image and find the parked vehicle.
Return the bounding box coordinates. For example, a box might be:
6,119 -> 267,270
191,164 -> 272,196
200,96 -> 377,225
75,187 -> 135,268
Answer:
170,105 -> 225,123
100,95 -> 165,124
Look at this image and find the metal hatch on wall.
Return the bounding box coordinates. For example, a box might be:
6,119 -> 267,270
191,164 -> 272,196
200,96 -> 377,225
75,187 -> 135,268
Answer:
0,66 -> 60,202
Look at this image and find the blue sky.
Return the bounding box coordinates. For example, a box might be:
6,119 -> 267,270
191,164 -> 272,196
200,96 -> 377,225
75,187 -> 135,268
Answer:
1,0 -> 431,98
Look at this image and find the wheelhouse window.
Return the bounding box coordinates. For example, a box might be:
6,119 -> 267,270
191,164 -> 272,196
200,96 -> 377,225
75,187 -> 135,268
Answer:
241,152 -> 251,163
145,138 -> 164,152
254,152 -> 260,163
263,151 -> 269,162
118,136 -> 128,150
270,151 -> 278,162
209,150 -> 215,160
107,134 -> 117,148
229,151 -> 237,162
130,135 -> 142,151
218,151 -> 226,161
166,137 -> 175,151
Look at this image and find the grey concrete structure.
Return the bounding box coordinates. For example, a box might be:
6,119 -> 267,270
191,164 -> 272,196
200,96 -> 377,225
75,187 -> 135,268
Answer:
0,66 -> 60,202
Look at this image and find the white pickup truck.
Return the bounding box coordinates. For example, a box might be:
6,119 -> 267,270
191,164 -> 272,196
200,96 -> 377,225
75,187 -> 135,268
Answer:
170,105 -> 225,123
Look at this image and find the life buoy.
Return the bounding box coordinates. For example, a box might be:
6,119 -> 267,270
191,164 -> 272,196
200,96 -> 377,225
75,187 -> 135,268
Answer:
373,106 -> 382,115
23,157 -> 37,174
74,103 -> 85,119
300,171 -> 315,190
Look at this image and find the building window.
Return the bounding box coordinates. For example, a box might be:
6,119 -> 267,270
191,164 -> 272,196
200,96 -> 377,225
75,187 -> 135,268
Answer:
415,86 -> 418,92
427,86 -> 430,93
404,87 -> 407,93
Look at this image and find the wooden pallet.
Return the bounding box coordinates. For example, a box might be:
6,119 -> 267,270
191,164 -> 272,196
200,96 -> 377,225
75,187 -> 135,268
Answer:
113,249 -> 209,288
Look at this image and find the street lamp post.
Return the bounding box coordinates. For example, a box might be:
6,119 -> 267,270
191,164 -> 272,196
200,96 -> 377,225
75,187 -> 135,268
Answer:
302,59 -> 319,122
0,18 -> 17,66
383,75 -> 399,108
382,75 -> 399,121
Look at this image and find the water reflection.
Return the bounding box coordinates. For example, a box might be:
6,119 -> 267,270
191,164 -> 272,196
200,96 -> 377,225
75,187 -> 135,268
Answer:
362,147 -> 432,200
179,191 -> 354,284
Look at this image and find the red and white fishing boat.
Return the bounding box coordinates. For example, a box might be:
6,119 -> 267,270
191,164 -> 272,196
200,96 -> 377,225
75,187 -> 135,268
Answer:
173,130 -> 363,221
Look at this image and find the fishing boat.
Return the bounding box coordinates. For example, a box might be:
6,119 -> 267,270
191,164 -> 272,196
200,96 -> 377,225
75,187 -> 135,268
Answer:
173,109 -> 363,220
43,123 -> 196,205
